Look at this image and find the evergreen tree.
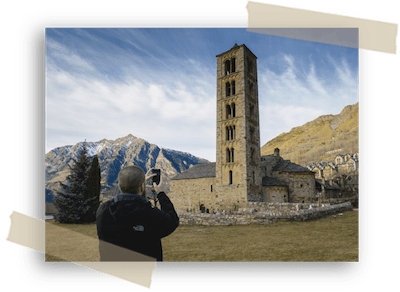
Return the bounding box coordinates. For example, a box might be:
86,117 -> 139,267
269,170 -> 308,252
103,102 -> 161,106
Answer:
54,142 -> 94,223
85,155 -> 101,222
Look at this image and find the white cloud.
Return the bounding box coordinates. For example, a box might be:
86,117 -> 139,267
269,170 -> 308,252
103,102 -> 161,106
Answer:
46,64 -> 216,160
258,52 -> 358,147
46,40 -> 357,163
259,104 -> 326,144
47,39 -> 96,72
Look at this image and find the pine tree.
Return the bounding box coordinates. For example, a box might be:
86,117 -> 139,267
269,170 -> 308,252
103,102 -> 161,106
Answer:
85,155 -> 101,222
54,142 -> 94,223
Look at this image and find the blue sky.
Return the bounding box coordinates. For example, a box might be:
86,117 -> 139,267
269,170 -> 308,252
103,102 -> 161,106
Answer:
46,28 -> 358,161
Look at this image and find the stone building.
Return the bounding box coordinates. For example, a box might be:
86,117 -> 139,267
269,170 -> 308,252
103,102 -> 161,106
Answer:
261,148 -> 316,203
169,44 -> 316,212
315,178 -> 341,200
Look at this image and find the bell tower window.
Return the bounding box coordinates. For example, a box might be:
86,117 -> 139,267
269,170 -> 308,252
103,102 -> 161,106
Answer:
225,60 -> 230,75
226,82 -> 231,97
226,104 -> 231,119
231,80 -> 236,95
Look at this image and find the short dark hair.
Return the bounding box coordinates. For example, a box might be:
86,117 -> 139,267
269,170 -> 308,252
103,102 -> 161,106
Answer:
118,166 -> 145,194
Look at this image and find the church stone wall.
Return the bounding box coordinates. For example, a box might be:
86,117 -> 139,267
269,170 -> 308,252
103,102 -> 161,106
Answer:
262,186 -> 288,203
273,172 -> 316,203
169,177 -> 216,212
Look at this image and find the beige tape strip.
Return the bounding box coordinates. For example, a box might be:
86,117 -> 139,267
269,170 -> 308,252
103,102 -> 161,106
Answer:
7,211 -> 155,288
247,2 -> 397,54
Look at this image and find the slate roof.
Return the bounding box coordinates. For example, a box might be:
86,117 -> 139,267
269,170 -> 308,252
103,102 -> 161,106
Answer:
262,176 -> 287,187
171,162 -> 216,180
315,179 -> 340,190
272,159 -> 314,173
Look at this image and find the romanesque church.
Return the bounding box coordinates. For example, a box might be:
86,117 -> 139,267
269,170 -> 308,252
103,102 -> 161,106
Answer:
169,44 -> 316,212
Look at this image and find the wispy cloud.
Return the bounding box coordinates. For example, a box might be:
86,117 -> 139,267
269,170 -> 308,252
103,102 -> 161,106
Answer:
258,52 -> 358,144
46,55 -> 216,160
46,28 -> 358,162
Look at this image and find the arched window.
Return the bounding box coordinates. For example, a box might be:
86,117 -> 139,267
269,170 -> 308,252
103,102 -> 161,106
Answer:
226,82 -> 231,97
231,58 -> 236,73
225,60 -> 230,75
226,104 -> 231,119
232,125 -> 236,140
231,148 -> 234,162
226,126 -> 230,141
231,80 -> 236,95
226,148 -> 231,163
229,170 -> 233,184
231,103 -> 236,117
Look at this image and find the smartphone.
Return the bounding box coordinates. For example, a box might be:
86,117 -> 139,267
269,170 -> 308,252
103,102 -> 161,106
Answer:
152,169 -> 161,185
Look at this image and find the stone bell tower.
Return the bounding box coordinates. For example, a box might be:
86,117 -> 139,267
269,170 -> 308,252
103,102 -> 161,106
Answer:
215,44 -> 262,209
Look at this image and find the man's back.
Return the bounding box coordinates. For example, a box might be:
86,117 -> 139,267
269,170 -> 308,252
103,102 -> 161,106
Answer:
96,192 -> 179,261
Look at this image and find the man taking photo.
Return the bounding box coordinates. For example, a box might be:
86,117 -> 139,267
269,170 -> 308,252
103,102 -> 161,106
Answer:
96,166 -> 179,261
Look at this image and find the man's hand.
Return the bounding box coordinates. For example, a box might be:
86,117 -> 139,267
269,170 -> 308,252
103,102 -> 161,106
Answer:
152,174 -> 167,195
145,168 -> 156,184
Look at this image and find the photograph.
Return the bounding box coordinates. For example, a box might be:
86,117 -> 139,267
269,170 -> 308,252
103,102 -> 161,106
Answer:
45,28 -> 359,262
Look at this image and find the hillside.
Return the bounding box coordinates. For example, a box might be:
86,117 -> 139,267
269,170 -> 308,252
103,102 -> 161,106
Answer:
46,134 -> 209,199
261,103 -> 358,165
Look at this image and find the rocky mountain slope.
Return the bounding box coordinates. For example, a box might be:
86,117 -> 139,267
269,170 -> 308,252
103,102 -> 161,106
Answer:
261,103 -> 358,165
46,134 -> 209,199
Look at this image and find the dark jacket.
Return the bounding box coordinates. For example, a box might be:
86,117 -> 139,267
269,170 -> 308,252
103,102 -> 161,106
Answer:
96,192 -> 179,261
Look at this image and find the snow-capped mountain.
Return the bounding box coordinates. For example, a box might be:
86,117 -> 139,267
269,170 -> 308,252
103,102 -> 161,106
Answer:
46,134 -> 209,200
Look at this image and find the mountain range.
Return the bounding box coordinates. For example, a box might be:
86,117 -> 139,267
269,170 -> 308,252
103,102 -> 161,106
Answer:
45,134 -> 209,200
46,103 -> 358,200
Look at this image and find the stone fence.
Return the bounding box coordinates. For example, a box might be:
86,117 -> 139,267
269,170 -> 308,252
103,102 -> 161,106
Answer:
176,201 -> 353,226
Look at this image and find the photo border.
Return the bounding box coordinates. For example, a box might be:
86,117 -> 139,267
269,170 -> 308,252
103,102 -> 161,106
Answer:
15,8 -> 375,290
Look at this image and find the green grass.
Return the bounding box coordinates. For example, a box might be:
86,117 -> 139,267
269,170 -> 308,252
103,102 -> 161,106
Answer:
46,210 -> 358,262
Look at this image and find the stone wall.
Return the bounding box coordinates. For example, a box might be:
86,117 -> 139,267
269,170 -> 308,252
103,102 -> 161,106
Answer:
273,172 -> 316,202
262,185 -> 288,203
169,177 -> 216,212
176,201 -> 353,225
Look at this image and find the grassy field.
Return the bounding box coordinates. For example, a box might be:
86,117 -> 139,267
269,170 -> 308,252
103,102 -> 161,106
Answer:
46,210 -> 358,262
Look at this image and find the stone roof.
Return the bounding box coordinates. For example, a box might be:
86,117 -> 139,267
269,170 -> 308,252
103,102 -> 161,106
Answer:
262,176 -> 287,187
272,159 -> 314,173
315,179 -> 340,190
171,162 -> 216,180
216,44 -> 257,59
